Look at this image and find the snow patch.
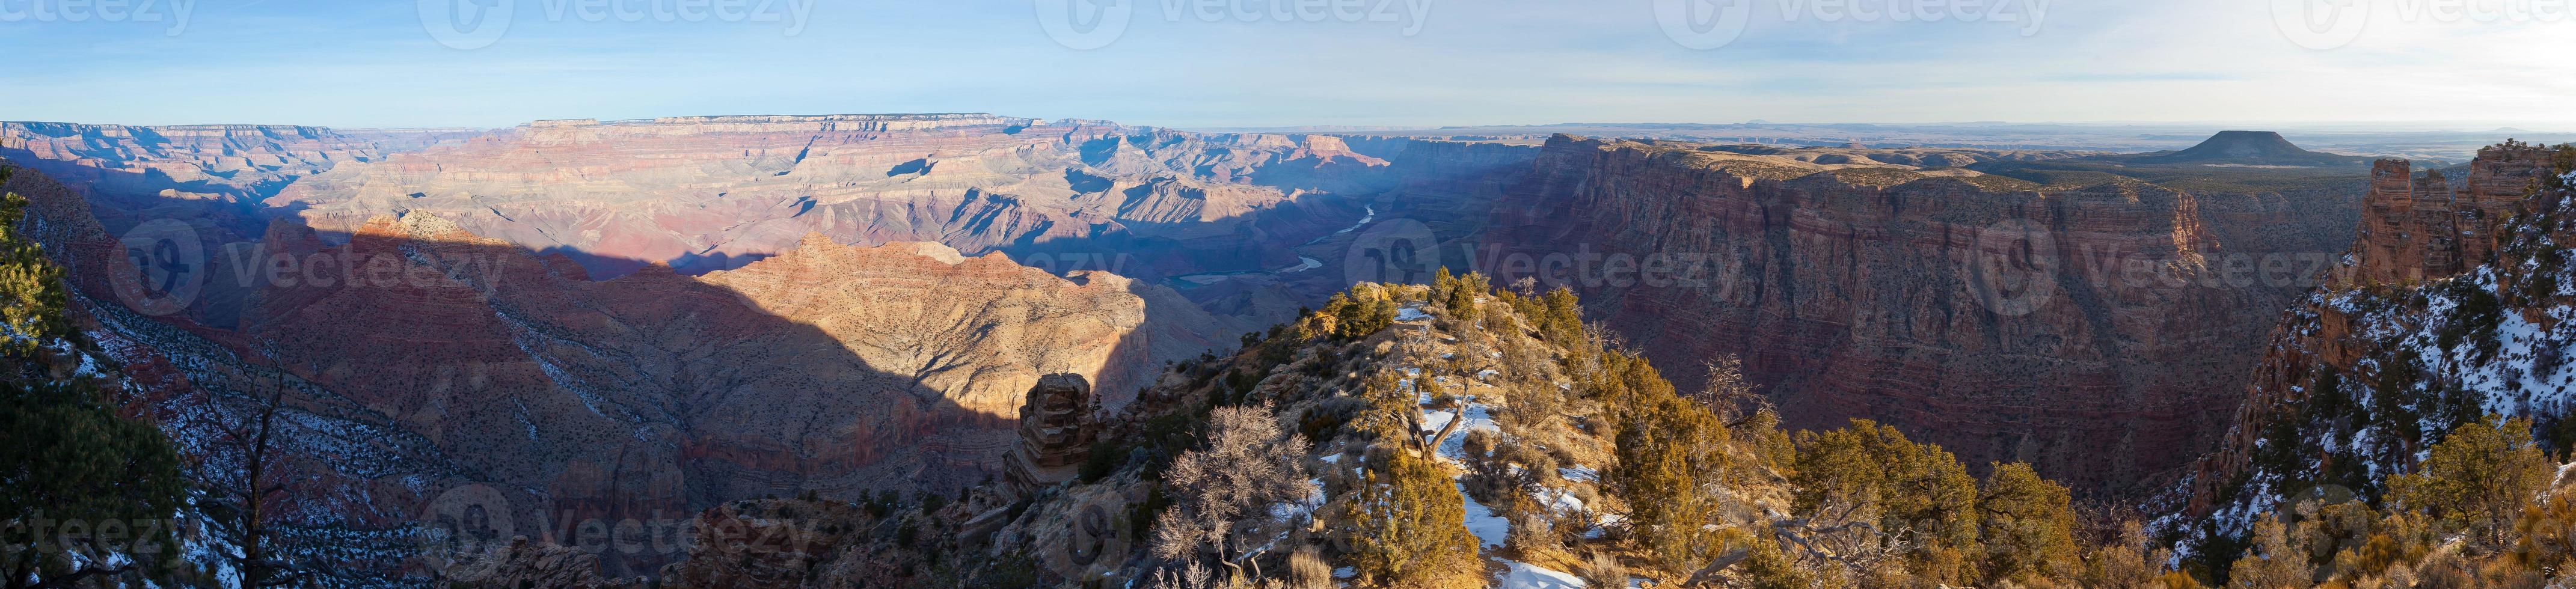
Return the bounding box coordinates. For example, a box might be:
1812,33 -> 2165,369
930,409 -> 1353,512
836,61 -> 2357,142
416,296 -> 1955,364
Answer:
1497,560 -> 1586,588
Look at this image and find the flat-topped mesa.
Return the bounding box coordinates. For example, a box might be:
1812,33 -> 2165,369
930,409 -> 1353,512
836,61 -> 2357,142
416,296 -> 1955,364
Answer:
1,120 -> 339,139
1005,373 -> 1100,492
2344,145 -> 2563,285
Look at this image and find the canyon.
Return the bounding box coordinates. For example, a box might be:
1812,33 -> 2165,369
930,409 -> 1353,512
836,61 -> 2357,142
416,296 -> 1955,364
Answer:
0,115 -> 2394,576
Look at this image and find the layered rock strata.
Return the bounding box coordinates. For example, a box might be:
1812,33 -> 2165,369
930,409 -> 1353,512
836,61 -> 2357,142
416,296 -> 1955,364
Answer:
1005,373 -> 1101,491
1476,135 -> 2366,492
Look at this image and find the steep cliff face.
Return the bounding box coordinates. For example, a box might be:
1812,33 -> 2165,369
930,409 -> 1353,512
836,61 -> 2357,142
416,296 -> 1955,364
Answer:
1476,135 -> 2365,492
2167,144 -> 2574,555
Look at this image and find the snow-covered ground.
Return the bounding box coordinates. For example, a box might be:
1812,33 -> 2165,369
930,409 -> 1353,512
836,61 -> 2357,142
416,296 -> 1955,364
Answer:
1497,560 -> 1586,588
1459,483 -> 1513,548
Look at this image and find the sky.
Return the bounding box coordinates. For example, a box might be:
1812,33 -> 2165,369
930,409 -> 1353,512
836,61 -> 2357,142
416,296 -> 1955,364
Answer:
1,0 -> 2572,129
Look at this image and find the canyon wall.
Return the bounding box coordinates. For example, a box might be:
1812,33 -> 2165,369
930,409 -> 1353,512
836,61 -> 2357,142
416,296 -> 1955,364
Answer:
1476,135 -> 2366,492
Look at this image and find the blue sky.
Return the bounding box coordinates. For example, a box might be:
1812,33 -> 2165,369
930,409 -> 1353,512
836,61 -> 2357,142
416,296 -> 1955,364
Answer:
2,0 -> 2571,129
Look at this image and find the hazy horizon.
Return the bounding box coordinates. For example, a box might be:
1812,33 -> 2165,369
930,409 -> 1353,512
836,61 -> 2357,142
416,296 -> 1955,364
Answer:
5,0 -> 2572,129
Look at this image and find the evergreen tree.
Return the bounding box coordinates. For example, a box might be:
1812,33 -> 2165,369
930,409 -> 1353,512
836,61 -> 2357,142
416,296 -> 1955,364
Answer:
1980,462 -> 2079,585
1431,266 -> 1454,305
2225,518 -> 2313,589
2388,414 -> 2555,550
1738,535 -> 1818,589
1441,270 -> 1480,324
1,379 -> 188,589
1540,287 -> 1583,348
1,180 -> 189,589
1337,445 -> 1477,585
1792,420 -> 1981,581
1608,389 -> 1731,573
0,185 -> 68,356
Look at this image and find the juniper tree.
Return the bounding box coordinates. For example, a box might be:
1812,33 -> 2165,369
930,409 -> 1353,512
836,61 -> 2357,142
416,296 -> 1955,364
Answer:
1336,444 -> 1477,585
1791,418 -> 1981,579
0,188 -> 67,357
2388,414 -> 2555,551
1980,462 -> 2081,585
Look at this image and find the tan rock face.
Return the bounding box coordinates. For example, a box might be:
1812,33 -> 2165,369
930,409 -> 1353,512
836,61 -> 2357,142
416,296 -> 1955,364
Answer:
1476,135 -> 2366,492
1005,373 -> 1100,490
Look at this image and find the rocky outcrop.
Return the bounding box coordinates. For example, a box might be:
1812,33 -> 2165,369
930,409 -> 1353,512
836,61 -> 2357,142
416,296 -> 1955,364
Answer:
1477,135 -> 2367,492
1004,373 -> 1101,492
2345,147 -> 2563,285
2174,144 -> 2571,526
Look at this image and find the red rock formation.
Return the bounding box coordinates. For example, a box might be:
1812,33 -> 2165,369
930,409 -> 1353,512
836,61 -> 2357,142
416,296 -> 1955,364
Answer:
1477,135 -> 2365,492
2344,147 -> 2561,286
2183,144 -> 2566,516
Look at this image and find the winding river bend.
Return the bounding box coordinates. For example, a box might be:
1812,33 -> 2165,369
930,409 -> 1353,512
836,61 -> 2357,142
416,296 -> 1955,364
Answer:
1170,204 -> 1374,287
